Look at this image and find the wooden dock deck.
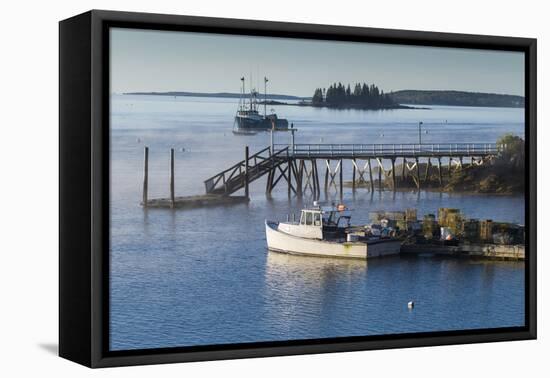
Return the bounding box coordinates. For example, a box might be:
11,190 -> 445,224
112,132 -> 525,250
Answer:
400,243 -> 525,260
142,194 -> 249,209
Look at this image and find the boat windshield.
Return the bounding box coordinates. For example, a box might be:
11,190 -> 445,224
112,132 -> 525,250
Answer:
300,210 -> 322,226
322,210 -> 350,228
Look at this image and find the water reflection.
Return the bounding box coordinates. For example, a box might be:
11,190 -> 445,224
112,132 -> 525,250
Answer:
263,251 -> 369,337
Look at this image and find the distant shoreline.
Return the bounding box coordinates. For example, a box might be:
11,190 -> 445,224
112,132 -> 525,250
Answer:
123,91 -> 309,101
122,89 -> 524,109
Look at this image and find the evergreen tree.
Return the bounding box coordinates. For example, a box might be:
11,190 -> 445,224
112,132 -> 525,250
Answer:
312,88 -> 324,104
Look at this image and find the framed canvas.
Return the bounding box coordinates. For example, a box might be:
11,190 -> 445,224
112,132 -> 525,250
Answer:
59,10 -> 536,368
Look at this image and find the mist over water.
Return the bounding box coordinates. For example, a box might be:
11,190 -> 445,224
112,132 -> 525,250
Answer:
110,95 -> 525,351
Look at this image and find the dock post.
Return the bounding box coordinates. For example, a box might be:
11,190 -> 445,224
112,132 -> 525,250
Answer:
324,159 -> 329,192
287,160 -> 292,197
295,160 -> 302,195
378,158 -> 382,191
402,157 -> 407,180
352,159 -> 356,191
142,146 -> 149,207
424,158 -> 431,182
244,146 -> 249,199
170,148 -> 175,208
415,157 -> 421,189
313,159 -> 320,199
437,157 -> 443,186
448,157 -> 453,177
368,159 -> 374,192
339,159 -> 343,196
391,158 -> 396,190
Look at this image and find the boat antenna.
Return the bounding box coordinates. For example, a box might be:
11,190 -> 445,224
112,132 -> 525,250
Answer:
264,77 -> 269,117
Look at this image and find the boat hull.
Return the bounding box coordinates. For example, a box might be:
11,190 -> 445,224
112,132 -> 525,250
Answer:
265,221 -> 401,259
235,116 -> 288,131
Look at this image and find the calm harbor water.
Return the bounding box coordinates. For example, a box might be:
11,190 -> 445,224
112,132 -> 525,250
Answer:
110,95 -> 525,351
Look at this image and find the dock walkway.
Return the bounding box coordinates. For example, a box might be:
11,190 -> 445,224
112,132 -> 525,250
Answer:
203,142 -> 502,197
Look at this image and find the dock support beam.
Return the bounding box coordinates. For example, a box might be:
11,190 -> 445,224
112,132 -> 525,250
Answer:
415,157 -> 420,190
339,159 -> 343,196
352,159 -> 356,191
287,160 -> 292,197
378,159 -> 382,191
368,159 -> 374,192
424,158 -> 431,182
391,158 -> 396,190
324,159 -> 329,192
142,146 -> 149,207
312,159 -> 320,199
244,146 -> 249,199
170,148 -> 175,208
437,157 -> 443,186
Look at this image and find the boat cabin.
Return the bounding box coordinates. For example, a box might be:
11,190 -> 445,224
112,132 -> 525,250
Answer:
287,206 -> 351,240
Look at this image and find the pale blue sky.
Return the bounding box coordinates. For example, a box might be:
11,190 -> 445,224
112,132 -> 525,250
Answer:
110,28 -> 525,97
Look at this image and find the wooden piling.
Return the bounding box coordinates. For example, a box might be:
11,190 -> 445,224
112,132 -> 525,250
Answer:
313,159 -> 320,198
368,159 -> 374,192
298,160 -> 304,194
142,146 -> 149,207
391,158 -> 396,190
324,159 -> 330,192
352,158 -> 356,191
424,158 -> 431,182
265,169 -> 272,194
402,157 -> 406,179
437,157 -> 443,185
170,148 -> 175,208
378,159 -> 382,191
244,146 -> 249,198
339,159 -> 343,195
415,157 -> 420,189
287,161 -> 292,197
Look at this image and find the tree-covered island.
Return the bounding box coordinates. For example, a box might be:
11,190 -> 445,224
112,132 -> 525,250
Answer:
308,82 -> 408,110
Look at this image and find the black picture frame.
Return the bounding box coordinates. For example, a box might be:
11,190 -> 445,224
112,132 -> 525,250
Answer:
59,9 -> 537,368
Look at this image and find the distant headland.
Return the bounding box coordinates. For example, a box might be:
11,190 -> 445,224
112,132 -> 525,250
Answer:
388,90 -> 524,108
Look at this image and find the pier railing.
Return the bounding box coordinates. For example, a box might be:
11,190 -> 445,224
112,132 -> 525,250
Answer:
275,143 -> 503,158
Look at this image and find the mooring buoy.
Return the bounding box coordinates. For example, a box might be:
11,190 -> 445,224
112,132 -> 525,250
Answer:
408,301 -> 414,309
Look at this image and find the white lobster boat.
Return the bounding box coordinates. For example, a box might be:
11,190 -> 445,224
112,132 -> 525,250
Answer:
265,204 -> 402,259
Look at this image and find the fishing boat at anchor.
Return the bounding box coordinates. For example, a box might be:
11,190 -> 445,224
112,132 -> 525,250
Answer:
233,76 -> 289,134
265,203 -> 402,259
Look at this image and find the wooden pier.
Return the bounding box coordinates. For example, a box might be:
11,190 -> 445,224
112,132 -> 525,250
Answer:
139,142 -> 502,208
203,142 -> 502,198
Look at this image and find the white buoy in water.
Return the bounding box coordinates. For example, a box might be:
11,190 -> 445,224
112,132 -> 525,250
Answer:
408,301 -> 414,309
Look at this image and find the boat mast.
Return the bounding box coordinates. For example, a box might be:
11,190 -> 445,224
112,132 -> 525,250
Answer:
249,73 -> 253,111
264,77 -> 268,117
240,77 -> 245,111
